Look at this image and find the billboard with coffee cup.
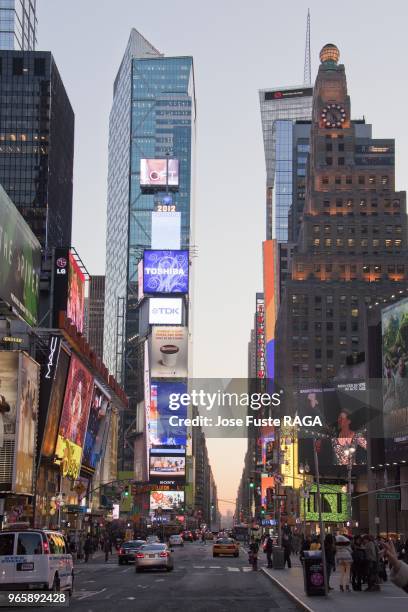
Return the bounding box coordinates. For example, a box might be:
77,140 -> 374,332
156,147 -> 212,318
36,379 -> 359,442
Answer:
150,326 -> 188,378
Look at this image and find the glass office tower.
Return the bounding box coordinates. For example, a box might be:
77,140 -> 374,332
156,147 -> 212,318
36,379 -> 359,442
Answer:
104,29 -> 196,470
259,86 -> 313,241
0,50 -> 74,248
0,0 -> 37,50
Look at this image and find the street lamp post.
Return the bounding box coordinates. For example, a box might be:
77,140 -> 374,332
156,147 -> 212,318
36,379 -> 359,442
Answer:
344,446 -> 355,530
299,462 -> 310,535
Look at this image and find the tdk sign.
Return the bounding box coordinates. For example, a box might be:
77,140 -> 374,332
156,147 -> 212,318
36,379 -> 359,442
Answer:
149,298 -> 183,325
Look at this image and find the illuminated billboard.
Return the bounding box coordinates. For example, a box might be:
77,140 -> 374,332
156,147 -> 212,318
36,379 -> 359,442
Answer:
53,248 -> 86,333
149,382 -> 187,447
149,448 -> 186,483
143,250 -> 189,295
82,385 -> 110,470
382,297 -> 408,461
151,211 -> 181,250
140,159 -> 179,189
149,490 -> 184,511
301,484 -> 349,522
67,252 -> 85,333
0,351 -> 39,495
40,340 -> 70,458
55,355 -> 94,479
149,298 -> 182,325
297,383 -> 368,473
263,240 -> 278,381
13,353 -> 40,495
0,185 -> 41,326
149,326 -> 188,378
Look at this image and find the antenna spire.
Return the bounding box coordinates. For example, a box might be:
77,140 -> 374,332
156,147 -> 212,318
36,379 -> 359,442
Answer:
303,9 -> 311,86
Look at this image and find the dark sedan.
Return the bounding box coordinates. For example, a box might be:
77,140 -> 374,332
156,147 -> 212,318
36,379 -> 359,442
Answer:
118,540 -> 146,564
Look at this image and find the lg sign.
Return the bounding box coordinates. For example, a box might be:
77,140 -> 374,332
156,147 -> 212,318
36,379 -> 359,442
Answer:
149,298 -> 183,325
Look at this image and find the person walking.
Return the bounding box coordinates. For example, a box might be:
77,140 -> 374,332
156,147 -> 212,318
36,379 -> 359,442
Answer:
351,535 -> 366,591
103,536 -> 111,562
282,532 -> 292,569
324,533 -> 336,590
264,534 -> 273,568
363,535 -> 380,591
249,538 -> 259,571
83,535 -> 92,563
336,535 -> 353,592
383,540 -> 408,593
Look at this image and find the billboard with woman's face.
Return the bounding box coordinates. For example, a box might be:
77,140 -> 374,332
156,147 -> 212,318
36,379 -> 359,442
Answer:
54,355 -> 94,479
297,383 -> 368,474
13,354 -> 40,495
67,252 -> 85,333
82,385 -> 110,470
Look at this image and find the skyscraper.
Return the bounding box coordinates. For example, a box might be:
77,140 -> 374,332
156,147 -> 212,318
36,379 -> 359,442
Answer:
259,91 -> 313,242
0,50 -> 74,248
275,44 -> 408,386
104,29 -> 196,470
0,0 -> 37,51
85,276 -> 105,359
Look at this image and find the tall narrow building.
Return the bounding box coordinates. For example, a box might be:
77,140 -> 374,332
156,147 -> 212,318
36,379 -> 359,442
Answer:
104,29 -> 196,471
275,44 -> 408,386
0,50 -> 74,248
0,0 -> 37,51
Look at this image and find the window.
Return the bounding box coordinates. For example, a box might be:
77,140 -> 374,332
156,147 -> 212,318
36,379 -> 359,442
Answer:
338,143 -> 345,152
336,199 -> 342,208
326,157 -> 333,166
361,226 -> 368,234
0,534 -> 14,555
313,225 -> 320,233
325,264 -> 332,272
34,58 -> 46,76
361,239 -> 368,247
335,176 -> 341,185
363,265 -> 369,273
17,533 -> 42,555
337,225 -> 344,234
313,238 -> 320,246
346,175 -> 352,184
326,143 -> 333,151
339,337 -> 347,346
338,157 -> 345,165
358,176 -> 365,185
315,322 -> 322,331
296,264 -> 304,272
322,176 -> 329,185
326,322 -> 333,331
373,239 -> 380,247
327,350 -> 334,358
348,239 -> 355,247
336,238 -> 343,247
351,308 -> 359,317
340,321 -> 347,332
346,199 -> 353,208
381,176 -> 389,185
368,175 -> 376,184
360,199 -> 367,207
315,349 -> 322,358
315,296 -> 322,304
13,57 -> 24,75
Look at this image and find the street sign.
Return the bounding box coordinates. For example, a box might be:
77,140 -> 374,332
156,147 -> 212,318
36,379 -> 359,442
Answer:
376,492 -> 400,501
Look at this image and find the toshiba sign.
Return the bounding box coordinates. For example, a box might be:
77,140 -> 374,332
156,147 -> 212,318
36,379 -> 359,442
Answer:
149,298 -> 183,325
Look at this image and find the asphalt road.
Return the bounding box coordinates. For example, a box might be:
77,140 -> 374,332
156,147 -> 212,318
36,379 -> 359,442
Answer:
64,541 -> 298,612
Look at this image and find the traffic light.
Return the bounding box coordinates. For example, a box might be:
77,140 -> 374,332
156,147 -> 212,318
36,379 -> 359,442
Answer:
123,485 -> 130,498
249,477 -> 254,489
260,506 -> 265,516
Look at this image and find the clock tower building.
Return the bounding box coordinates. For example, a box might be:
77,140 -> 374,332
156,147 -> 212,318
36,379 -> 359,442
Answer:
275,44 -> 408,384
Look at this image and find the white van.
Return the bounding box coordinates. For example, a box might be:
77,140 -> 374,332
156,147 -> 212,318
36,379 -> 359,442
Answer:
0,528 -> 74,593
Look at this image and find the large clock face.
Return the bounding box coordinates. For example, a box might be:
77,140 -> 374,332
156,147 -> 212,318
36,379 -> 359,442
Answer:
321,104 -> 346,128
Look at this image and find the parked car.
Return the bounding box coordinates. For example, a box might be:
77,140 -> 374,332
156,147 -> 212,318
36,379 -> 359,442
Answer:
169,535 -> 183,547
213,537 -> 239,558
0,526 -> 74,593
135,544 -> 174,572
118,540 -> 146,565
181,530 -> 193,542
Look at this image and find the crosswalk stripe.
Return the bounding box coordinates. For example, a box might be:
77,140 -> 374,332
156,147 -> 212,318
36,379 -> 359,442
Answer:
209,566 -> 221,568
227,567 -> 240,572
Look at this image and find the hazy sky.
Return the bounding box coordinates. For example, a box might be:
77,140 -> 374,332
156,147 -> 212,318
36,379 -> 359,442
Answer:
38,0 -> 408,515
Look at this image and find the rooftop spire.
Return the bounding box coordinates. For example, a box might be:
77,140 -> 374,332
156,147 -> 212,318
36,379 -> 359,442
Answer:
303,9 -> 311,86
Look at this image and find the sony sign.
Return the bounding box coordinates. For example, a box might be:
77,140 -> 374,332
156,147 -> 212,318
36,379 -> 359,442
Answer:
149,298 -> 182,325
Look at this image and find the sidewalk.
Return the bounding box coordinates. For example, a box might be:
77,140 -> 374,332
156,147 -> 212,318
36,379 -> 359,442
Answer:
261,558 -> 408,612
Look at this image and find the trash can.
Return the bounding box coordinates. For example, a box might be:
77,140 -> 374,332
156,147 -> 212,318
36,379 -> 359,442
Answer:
302,551 -> 325,596
272,546 -> 285,569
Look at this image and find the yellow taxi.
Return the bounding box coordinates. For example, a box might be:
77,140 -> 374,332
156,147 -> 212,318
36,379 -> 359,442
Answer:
213,537 -> 239,558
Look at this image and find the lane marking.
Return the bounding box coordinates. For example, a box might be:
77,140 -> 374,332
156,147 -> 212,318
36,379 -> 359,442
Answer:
209,566 -> 221,568
76,587 -> 107,600
227,567 -> 240,572
193,565 -> 205,568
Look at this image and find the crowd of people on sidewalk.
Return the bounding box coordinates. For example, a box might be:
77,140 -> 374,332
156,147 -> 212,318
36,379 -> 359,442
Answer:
66,532 -> 119,563
253,527 -> 408,595
299,532 -> 408,594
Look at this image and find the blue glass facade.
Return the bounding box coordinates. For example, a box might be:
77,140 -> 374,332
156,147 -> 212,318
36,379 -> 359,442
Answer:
104,30 -> 196,471
274,120 -> 293,242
